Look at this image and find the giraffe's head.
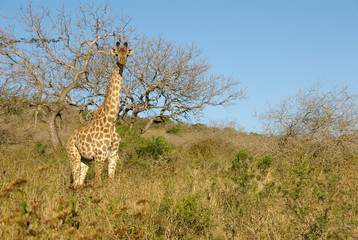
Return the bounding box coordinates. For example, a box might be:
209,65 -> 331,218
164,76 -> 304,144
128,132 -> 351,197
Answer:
110,42 -> 133,65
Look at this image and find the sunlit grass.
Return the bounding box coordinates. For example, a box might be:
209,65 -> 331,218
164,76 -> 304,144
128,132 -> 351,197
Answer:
0,125 -> 357,239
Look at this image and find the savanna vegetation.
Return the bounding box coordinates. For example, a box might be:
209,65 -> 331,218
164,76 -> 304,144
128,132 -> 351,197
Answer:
1,2 -> 358,240
0,83 -> 358,239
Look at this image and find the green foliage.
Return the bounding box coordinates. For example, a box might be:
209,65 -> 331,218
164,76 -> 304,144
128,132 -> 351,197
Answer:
230,149 -> 257,192
157,182 -> 213,238
33,142 -> 47,155
231,150 -> 274,174
65,195 -> 80,229
192,123 -> 206,128
118,124 -> 175,166
231,149 -> 252,169
117,124 -> 143,159
166,126 -> 181,135
274,154 -> 344,239
19,200 -> 30,217
69,195 -> 78,212
257,155 -> 273,169
137,136 -> 174,160
117,124 -> 142,146
174,194 -> 212,238
250,132 -> 260,136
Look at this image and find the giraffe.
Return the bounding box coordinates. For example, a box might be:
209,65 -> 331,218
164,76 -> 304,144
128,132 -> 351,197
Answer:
66,41 -> 133,187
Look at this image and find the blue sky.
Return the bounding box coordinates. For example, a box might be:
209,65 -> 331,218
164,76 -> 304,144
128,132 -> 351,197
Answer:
1,0 -> 358,133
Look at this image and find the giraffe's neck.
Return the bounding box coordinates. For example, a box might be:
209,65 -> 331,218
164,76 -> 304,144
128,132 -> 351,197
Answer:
102,63 -> 123,123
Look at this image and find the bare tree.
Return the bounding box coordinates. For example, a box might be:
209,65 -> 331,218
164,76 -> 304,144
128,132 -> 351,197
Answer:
118,36 -> 246,133
259,83 -> 358,139
1,3 -> 245,147
0,2 -> 134,148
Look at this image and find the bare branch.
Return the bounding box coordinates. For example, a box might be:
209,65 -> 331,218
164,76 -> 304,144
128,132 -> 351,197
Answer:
115,36 -> 246,130
259,83 -> 358,139
0,1 -> 134,147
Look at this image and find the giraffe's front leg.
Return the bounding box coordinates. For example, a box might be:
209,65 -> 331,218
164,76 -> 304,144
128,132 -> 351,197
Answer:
94,153 -> 106,187
108,152 -> 119,180
79,160 -> 90,185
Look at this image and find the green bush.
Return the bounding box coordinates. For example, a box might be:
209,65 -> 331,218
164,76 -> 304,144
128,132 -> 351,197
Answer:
118,124 -> 174,163
230,150 -> 275,194
231,149 -> 252,170
257,155 -> 273,169
174,194 -> 212,238
166,126 -> 180,135
137,136 -> 174,160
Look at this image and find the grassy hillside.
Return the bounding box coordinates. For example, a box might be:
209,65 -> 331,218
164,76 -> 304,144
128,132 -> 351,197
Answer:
0,108 -> 357,239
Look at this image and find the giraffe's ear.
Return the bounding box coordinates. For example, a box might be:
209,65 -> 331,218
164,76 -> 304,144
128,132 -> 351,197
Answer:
127,49 -> 134,56
110,48 -> 117,56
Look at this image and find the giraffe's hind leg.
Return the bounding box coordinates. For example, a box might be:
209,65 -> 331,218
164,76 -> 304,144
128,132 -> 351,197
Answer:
68,145 -> 82,187
108,132 -> 121,180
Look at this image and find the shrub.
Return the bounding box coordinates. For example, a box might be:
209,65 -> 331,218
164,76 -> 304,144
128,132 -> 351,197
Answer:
174,194 -> 212,238
166,126 -> 180,135
231,149 -> 252,169
137,136 -> 174,160
230,150 -> 275,194
230,150 -> 256,192
188,138 -> 217,160
187,138 -> 234,163
118,124 -> 175,163
257,155 -> 273,169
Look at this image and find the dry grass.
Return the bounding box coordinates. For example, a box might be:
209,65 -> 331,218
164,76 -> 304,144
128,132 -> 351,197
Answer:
0,107 -> 80,149
0,114 -> 358,239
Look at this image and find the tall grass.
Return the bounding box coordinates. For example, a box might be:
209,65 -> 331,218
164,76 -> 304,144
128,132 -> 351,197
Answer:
0,125 -> 357,239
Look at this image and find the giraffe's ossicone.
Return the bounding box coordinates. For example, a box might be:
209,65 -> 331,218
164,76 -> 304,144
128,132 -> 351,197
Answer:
66,42 -> 133,187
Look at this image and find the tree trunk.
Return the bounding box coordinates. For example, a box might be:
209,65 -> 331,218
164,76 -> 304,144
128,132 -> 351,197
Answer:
45,111 -> 62,148
141,116 -> 162,134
